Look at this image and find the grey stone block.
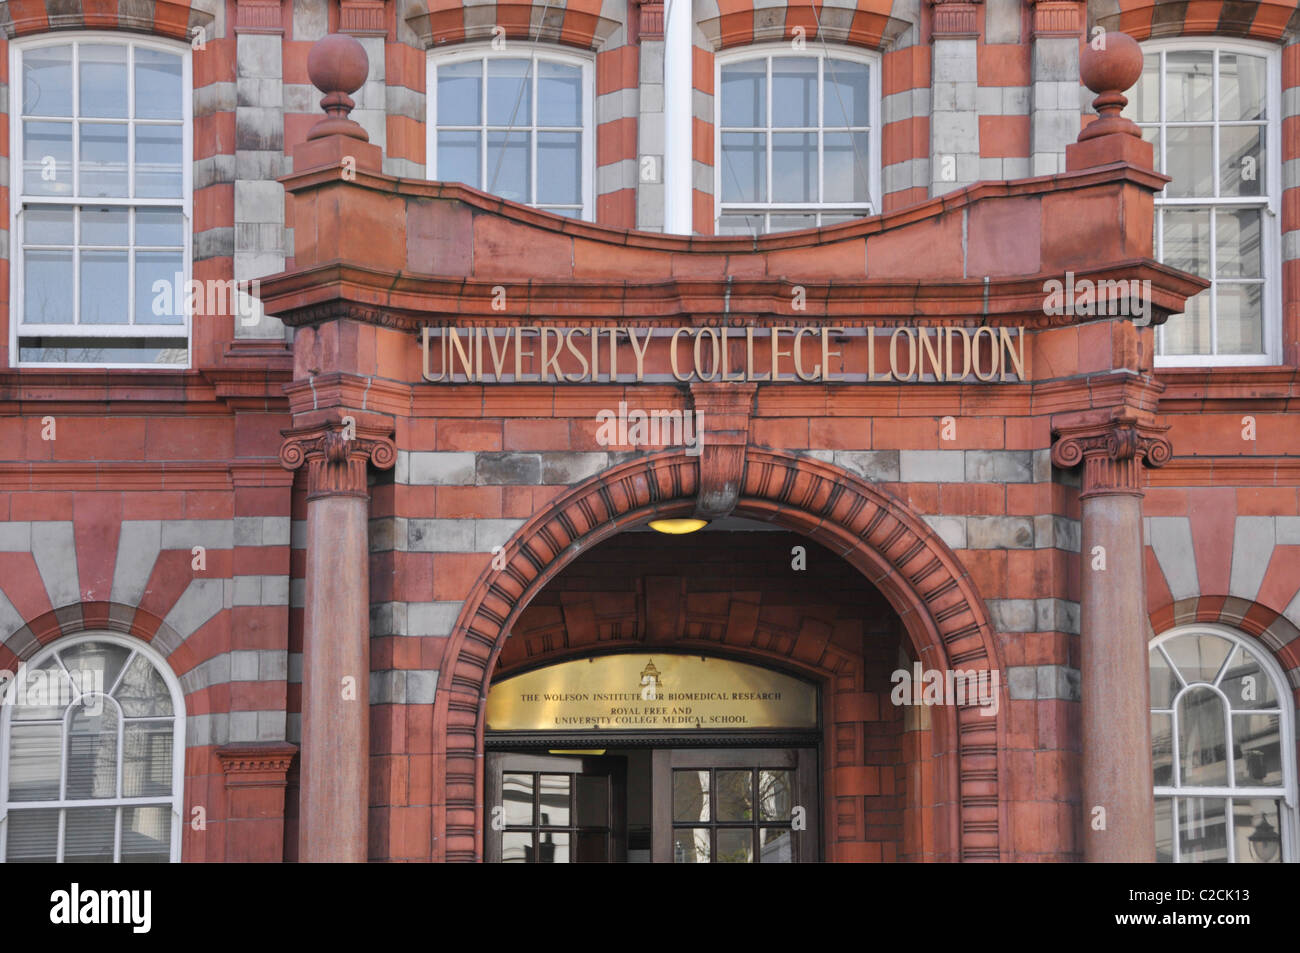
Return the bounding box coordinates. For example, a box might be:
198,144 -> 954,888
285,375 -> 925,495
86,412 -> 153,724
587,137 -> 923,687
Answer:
922,515 -> 967,550
407,451 -> 477,485
541,452 -> 609,485
31,522 -> 79,608
477,453 -> 542,485
475,519 -> 526,551
1230,516 -> 1275,601
0,522 -> 32,551
988,599 -> 1036,632
967,516 -> 1035,549
899,450 -> 965,483
1007,665 -> 1037,700
965,450 -> 1033,483
408,519 -> 476,553
406,602 -> 463,637
834,451 -> 900,482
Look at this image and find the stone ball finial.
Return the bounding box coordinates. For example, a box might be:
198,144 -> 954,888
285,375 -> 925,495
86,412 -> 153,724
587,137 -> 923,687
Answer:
1078,30 -> 1143,142
306,33 -> 370,142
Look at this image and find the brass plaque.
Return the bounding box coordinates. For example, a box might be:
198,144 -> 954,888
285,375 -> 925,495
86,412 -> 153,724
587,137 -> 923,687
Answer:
486,654 -> 818,732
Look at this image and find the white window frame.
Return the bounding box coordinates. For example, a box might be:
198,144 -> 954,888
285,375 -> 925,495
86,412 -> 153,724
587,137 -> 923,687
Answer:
1136,38 -> 1282,367
0,632 -> 186,863
1149,623 -> 1297,863
713,42 -> 882,235
426,44 -> 595,221
8,31 -> 193,371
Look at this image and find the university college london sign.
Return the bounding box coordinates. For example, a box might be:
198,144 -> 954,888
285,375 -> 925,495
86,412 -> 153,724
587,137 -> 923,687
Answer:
421,325 -> 1027,384
486,655 -> 819,731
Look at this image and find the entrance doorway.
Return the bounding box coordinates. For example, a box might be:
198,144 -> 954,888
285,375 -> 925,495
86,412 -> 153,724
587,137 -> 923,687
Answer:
486,745 -> 819,862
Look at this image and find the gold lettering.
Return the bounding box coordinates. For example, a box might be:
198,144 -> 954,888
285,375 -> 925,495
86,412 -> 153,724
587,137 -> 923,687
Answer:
447,327 -> 475,381
721,327 -> 746,382
540,327 -> 565,382
771,327 -> 794,382
889,328 -> 916,380
821,328 -> 843,382
514,327 -> 536,381
565,328 -> 589,382
693,328 -> 720,381
485,329 -> 510,381
868,329 -> 888,381
626,327 -> 652,382
422,327 -> 445,382
793,327 -> 820,381
746,327 -> 769,382
670,328 -> 691,382
999,327 -> 1025,381
945,328 -> 972,382
917,328 -> 943,380
972,327 -> 999,381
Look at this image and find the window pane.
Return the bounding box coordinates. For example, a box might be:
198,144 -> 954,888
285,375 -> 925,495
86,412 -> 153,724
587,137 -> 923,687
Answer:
1165,127 -> 1213,197
121,805 -> 171,862
1221,646 -> 1278,709
1149,649 -> 1178,709
1178,797 -> 1227,862
67,697 -> 121,799
773,132 -> 816,202
1216,283 -> 1263,355
486,58 -> 531,126
1127,54 -> 1159,123
501,830 -> 531,862
81,249 -> 130,325
574,774 -> 609,828
1220,53 -> 1266,121
64,806 -> 117,862
503,772 -> 532,826
759,769 -> 794,820
673,828 -> 710,863
437,130 -> 481,188
1152,712 -> 1174,785
824,59 -> 870,127
18,338 -> 188,364
486,130 -> 530,203
135,124 -> 184,198
24,206 -> 74,246
438,60 -> 482,126
717,828 -> 754,862
1178,686 -> 1228,787
721,60 -> 765,127
538,61 -> 581,126
1165,632 -> 1232,684
1155,797 -> 1174,862
113,652 -> 174,716
716,769 -> 753,821
136,208 -> 185,247
80,122 -> 129,198
772,57 -> 817,127
537,131 -> 581,205
60,642 -> 131,697
673,769 -> 709,822
1215,208 -> 1261,278
718,213 -> 762,236
1166,51 -> 1213,122
1162,208 -> 1209,276
1142,126 -> 1160,174
1163,291 -> 1210,355
574,830 -> 607,862
24,249 -> 74,324
24,45 -> 73,117
134,48 -> 182,120
82,207 -> 130,246
537,773 -> 570,827
769,214 -> 816,232
1233,798 -> 1282,863
1233,713 -> 1281,787
1219,126 -> 1264,197
5,809 -> 59,862
122,721 -> 174,798
9,654 -> 67,719
824,131 -> 870,203
721,132 -> 765,203
137,251 -> 185,325
23,120 -> 73,196
80,44 -> 129,119
535,830 -> 569,863
7,724 -> 62,801
759,827 -> 793,862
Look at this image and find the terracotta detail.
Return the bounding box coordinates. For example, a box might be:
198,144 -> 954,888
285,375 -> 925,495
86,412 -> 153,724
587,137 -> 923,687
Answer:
280,414 -> 396,500
1030,0 -> 1081,36
1078,30 -> 1144,143
930,0 -> 982,38
434,449 -> 1004,862
340,0 -> 387,35
235,0 -> 283,33
639,0 -> 664,39
306,33 -> 371,142
690,382 -> 756,520
1051,411 -> 1173,498
216,742 -> 298,784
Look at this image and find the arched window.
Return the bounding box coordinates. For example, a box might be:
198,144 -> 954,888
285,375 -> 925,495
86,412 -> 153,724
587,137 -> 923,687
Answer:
1124,40 -> 1280,365
0,634 -> 185,862
427,46 -> 594,219
9,33 -> 193,368
1150,624 -> 1296,862
715,44 -> 880,235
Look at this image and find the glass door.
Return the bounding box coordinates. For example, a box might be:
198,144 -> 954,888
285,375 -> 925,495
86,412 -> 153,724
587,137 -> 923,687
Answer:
651,748 -> 819,862
485,752 -> 627,862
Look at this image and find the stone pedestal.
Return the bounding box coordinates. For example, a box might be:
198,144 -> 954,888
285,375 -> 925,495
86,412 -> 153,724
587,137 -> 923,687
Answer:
1052,411 -> 1171,862
280,414 -> 394,861
215,742 -> 298,862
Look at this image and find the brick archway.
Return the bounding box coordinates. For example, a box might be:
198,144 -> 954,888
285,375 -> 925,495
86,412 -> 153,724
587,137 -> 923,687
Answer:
432,449 -> 1007,862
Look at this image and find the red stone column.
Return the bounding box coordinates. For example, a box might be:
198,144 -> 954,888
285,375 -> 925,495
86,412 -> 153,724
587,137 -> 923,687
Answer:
280,414 -> 395,862
215,742 -> 298,862
1052,412 -> 1172,862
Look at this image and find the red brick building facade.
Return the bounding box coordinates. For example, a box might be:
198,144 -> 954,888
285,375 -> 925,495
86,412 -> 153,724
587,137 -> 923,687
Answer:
0,0 -> 1296,864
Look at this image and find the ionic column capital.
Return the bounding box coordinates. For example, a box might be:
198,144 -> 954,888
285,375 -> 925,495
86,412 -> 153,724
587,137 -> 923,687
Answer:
280,413 -> 396,500
1051,411 -> 1171,498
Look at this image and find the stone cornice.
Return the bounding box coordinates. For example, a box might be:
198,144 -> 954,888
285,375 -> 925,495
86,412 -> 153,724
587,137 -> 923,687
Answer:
930,0 -> 982,39
1051,410 -> 1172,498
216,742 -> 298,786
280,411 -> 396,500
1030,0 -> 1083,37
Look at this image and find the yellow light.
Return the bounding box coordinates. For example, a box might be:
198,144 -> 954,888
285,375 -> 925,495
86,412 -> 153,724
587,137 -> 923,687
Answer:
647,518 -> 709,535
547,749 -> 607,755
